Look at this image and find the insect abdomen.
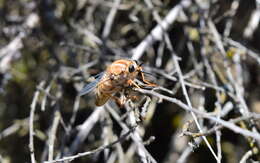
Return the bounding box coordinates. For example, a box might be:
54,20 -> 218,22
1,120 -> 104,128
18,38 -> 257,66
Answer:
95,92 -> 111,106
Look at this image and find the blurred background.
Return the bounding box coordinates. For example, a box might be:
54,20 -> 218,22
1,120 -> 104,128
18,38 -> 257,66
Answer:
0,0 -> 259,163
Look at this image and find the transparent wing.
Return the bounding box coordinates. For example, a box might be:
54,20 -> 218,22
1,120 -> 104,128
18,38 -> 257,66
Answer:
79,72 -> 105,96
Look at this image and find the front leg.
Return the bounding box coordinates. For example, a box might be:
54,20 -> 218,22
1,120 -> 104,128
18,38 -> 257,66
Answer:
127,79 -> 140,88
139,67 -> 157,87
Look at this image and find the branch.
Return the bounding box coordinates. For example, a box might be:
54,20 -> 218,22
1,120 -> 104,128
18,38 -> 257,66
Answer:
136,88 -> 260,140
29,81 -> 45,163
65,107 -> 105,155
132,4 -> 182,60
44,126 -> 137,163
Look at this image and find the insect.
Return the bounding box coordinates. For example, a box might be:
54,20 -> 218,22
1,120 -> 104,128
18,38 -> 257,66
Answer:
79,59 -> 156,106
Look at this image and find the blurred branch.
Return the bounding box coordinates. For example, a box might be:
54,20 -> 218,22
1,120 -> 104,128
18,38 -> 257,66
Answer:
224,37 -> 260,65
223,0 -> 240,37
172,54 -> 219,161
132,1 -> 185,60
106,104 -> 157,163
29,81 -> 45,163
0,13 -> 39,72
0,116 -> 38,140
48,108 -> 61,162
65,107 -> 105,156
45,126 -> 137,163
239,150 -> 254,163
180,114 -> 260,138
102,0 -> 121,39
243,0 -> 260,38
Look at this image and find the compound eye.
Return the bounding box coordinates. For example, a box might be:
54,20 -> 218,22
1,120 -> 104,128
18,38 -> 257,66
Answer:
128,64 -> 135,73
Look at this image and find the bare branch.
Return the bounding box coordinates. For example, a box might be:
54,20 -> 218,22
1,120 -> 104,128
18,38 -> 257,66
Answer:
44,126 -> 136,163
66,108 -> 105,156
29,81 -> 45,163
136,88 -> 260,140
132,4 -> 183,60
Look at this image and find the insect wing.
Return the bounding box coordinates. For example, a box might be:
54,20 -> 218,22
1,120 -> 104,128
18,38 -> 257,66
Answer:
79,72 -> 104,96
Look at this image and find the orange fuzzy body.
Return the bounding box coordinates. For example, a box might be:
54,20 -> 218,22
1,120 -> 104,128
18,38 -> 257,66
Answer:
95,59 -> 140,106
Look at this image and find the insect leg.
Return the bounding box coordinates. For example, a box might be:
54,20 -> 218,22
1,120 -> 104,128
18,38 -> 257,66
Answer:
139,67 -> 157,87
128,79 -> 140,88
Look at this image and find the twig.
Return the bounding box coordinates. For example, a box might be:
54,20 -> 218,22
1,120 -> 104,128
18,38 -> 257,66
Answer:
126,104 -> 148,163
0,13 -> 39,72
73,60 -> 98,75
224,37 -> 260,65
70,23 -> 102,45
60,42 -> 99,54
45,126 -> 136,163
115,135 -> 125,163
100,113 -> 112,160
223,0 -> 240,37
136,88 -> 260,140
239,150 -> 253,163
107,152 -> 117,163
200,24 -> 224,162
0,32 -> 24,72
0,116 -> 37,140
139,0 -> 218,160
102,0 -> 121,39
29,81 -> 45,163
172,54 -> 219,162
106,104 -> 157,163
69,95 -> 81,126
181,114 -> 260,138
176,138 -> 202,163
48,107 -> 61,162
65,107 -> 105,155
0,122 -> 22,140
209,19 -> 260,147
125,143 -> 137,163
37,86 -> 58,101
132,4 -> 182,60
243,0 -> 260,38
208,19 -> 251,115
40,82 -> 52,111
